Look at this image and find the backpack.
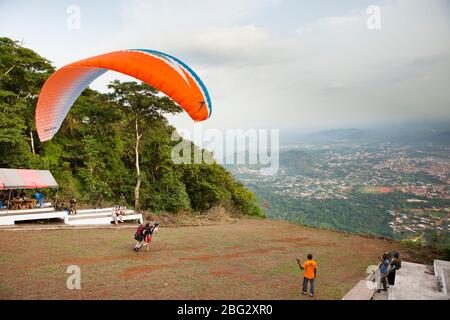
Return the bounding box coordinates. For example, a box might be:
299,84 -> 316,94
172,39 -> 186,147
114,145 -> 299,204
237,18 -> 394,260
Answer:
134,224 -> 145,241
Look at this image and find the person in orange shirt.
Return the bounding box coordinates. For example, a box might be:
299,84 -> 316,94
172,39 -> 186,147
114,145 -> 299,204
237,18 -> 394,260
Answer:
297,253 -> 317,297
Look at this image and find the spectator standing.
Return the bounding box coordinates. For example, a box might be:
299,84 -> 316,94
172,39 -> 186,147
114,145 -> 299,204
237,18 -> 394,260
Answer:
69,197 -> 77,215
387,252 -> 401,286
297,254 -> 318,297
377,253 -> 390,292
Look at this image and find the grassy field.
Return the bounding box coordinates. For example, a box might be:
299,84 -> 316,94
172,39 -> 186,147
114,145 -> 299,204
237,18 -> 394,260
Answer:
0,219 -> 405,300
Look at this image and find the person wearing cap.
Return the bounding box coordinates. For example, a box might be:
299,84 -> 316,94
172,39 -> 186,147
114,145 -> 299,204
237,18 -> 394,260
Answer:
388,251 -> 401,286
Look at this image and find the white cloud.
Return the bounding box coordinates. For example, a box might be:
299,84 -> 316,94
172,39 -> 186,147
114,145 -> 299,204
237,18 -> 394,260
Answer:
111,0 -> 450,132
8,0 -> 447,132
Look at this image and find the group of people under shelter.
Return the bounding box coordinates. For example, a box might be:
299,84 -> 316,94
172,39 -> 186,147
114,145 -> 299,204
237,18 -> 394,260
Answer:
0,190 -> 46,210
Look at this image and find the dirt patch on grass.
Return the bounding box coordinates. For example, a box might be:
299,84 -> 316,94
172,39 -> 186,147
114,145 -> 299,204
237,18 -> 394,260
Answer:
178,247 -> 287,262
210,269 -> 235,277
224,245 -> 241,250
272,237 -> 310,243
121,263 -> 174,280
61,254 -> 146,266
209,268 -> 259,283
60,246 -> 198,266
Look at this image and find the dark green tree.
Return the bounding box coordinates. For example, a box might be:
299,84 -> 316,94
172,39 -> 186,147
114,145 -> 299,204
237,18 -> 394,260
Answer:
107,81 -> 182,212
0,37 -> 54,164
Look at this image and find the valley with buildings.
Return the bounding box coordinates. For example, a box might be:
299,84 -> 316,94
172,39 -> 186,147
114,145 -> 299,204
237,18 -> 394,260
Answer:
228,141 -> 450,246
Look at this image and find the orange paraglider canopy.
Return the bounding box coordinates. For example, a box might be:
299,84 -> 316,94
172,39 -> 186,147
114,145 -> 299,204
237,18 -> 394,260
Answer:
36,49 -> 212,142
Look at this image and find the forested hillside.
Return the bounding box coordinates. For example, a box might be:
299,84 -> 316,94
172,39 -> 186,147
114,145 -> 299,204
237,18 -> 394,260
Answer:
0,37 -> 263,217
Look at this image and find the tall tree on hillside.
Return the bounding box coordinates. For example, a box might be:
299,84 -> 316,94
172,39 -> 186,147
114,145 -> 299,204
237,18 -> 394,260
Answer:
0,37 -> 54,159
108,80 -> 182,212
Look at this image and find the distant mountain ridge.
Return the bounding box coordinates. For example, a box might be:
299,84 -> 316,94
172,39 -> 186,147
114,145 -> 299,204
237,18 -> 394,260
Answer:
282,125 -> 450,145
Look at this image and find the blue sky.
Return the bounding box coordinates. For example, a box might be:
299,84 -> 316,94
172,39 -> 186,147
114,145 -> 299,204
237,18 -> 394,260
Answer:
1,0 -> 449,133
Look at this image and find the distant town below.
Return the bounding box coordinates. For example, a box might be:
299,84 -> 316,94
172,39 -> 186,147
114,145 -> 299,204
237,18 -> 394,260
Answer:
227,126 -> 450,248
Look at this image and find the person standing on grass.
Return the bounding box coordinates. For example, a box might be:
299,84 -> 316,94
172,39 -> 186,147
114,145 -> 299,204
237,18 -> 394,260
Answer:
296,254 -> 317,297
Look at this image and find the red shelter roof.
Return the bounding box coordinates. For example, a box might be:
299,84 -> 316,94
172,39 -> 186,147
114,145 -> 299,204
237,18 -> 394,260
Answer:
0,169 -> 58,190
